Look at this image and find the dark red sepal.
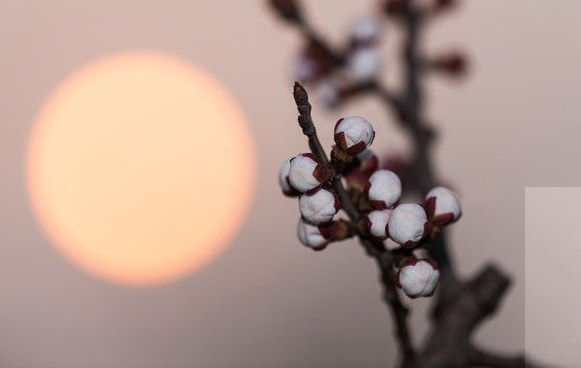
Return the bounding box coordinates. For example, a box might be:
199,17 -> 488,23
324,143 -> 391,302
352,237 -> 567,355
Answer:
312,163 -> 332,184
334,132 -> 348,152
359,154 -> 378,175
431,213 -> 455,227
345,140 -> 367,155
311,243 -> 329,251
423,196 -> 436,218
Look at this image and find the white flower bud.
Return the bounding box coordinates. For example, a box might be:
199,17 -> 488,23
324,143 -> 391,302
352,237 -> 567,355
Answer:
297,218 -> 328,250
424,186 -> 462,225
288,153 -> 331,194
299,189 -> 340,224
293,56 -> 317,83
387,203 -> 428,248
397,258 -> 440,298
367,170 -> 402,209
334,116 -> 375,155
278,158 -> 299,196
365,209 -> 392,239
317,78 -> 341,108
347,47 -> 381,83
350,16 -> 381,44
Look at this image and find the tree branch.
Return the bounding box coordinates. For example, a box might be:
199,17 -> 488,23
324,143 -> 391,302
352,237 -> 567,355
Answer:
293,82 -> 416,365
271,1 -> 563,368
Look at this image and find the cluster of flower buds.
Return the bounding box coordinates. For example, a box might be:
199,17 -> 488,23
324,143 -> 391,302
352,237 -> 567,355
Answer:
346,17 -> 382,83
279,114 -> 462,298
288,15 -> 383,108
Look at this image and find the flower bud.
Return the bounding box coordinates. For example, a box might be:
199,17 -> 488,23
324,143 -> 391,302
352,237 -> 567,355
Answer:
334,116 -> 375,155
424,186 -> 461,226
397,258 -> 440,298
387,203 -> 428,248
288,153 -> 331,193
363,209 -> 392,240
317,77 -> 341,108
293,56 -> 317,83
347,47 -> 381,83
299,188 -> 340,224
278,158 -> 300,197
366,170 -> 402,209
350,16 -> 381,46
297,218 -> 328,250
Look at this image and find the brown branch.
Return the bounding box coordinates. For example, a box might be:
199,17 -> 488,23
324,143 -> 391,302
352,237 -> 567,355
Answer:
272,2 -> 565,368
293,82 -> 416,365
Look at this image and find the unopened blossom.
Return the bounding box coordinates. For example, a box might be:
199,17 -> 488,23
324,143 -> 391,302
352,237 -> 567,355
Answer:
299,188 -> 339,224
294,56 -> 318,83
367,170 -> 402,209
288,153 -> 331,193
397,258 -> 440,298
387,203 -> 428,248
364,209 -> 392,239
317,77 -> 341,108
334,116 -> 375,155
424,186 -> 462,226
297,218 -> 329,250
347,47 -> 381,83
278,158 -> 300,196
350,16 -> 381,45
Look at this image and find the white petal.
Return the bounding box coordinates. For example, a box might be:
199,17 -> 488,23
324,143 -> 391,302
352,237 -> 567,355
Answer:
278,158 -> 293,193
351,16 -> 381,43
299,189 -> 338,224
388,203 -> 427,245
368,209 -> 392,238
288,154 -> 321,192
335,116 -> 374,150
294,56 -> 316,83
297,219 -> 327,248
317,78 -> 340,108
368,170 -> 402,208
348,47 -> 381,82
399,260 -> 439,298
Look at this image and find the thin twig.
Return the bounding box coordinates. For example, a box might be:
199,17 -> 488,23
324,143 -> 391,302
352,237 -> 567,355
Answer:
293,82 -> 415,364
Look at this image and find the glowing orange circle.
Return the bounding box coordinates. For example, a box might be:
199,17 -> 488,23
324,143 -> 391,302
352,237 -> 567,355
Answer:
26,51 -> 255,286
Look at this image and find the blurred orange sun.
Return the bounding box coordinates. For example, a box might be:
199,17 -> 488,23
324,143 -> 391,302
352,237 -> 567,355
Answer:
26,51 -> 255,286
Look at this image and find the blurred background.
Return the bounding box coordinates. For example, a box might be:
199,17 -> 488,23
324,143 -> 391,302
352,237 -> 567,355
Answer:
0,0 -> 580,367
